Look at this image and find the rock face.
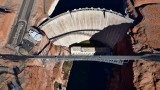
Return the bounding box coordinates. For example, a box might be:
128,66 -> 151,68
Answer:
132,0 -> 160,7
109,35 -> 136,90
131,2 -> 160,90
109,1 -> 160,90
132,4 -> 160,51
133,60 -> 160,90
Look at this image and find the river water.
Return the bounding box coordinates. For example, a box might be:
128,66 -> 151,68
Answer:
51,0 -> 124,17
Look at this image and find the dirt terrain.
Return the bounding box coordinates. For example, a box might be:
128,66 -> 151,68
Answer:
0,0 -> 160,90
0,0 -> 21,48
28,0 -> 55,27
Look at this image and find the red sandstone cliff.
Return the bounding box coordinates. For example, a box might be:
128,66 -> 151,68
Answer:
131,2 -> 160,90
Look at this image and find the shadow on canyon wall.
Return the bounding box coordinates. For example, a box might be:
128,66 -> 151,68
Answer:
67,23 -> 136,90
0,66 -> 24,90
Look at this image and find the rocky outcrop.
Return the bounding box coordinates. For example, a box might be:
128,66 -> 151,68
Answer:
109,35 -> 136,90
132,4 -> 160,52
131,3 -> 160,90
133,60 -> 160,90
132,0 -> 160,7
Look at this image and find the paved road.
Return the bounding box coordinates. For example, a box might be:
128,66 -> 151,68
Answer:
8,0 -> 34,47
49,30 -> 101,41
0,54 -> 160,65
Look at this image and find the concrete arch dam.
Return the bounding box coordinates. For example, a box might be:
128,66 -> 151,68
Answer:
40,8 -> 133,48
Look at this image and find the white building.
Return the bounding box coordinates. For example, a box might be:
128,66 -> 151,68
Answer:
71,46 -> 111,55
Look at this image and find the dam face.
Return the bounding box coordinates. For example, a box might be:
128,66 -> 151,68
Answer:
40,9 -> 132,48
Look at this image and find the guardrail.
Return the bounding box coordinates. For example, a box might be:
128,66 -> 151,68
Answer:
0,54 -> 160,65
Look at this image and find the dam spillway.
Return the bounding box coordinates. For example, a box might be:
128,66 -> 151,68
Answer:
40,8 -> 133,48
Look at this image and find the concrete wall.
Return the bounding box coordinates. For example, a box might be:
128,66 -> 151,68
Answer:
41,9 -> 133,47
